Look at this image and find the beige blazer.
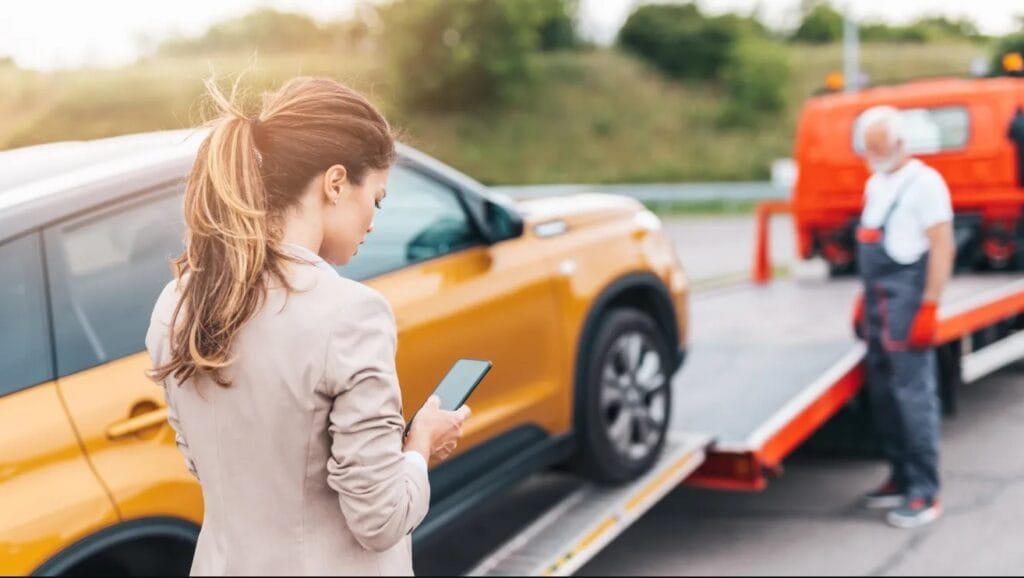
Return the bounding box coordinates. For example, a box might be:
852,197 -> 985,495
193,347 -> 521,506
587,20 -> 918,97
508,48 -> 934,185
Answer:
146,246 -> 430,576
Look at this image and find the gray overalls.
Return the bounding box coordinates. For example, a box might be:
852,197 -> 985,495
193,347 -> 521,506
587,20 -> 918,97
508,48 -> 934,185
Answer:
856,170 -> 941,501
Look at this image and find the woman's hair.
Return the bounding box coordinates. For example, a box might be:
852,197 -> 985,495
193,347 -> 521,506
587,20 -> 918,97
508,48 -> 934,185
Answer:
151,76 -> 395,387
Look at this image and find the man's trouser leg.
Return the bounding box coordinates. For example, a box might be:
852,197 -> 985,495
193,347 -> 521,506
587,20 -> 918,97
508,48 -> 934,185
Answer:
865,337 -> 907,491
889,346 -> 941,500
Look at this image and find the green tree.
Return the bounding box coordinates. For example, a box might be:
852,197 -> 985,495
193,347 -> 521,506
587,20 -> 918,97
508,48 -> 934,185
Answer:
380,0 -> 559,110
618,3 -> 762,80
792,2 -> 843,43
538,0 -> 579,50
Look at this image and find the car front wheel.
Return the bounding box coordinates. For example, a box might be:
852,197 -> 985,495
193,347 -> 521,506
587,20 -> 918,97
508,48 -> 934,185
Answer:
575,308 -> 672,485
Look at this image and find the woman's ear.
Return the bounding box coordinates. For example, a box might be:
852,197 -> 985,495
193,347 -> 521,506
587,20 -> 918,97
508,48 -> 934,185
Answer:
323,164 -> 349,204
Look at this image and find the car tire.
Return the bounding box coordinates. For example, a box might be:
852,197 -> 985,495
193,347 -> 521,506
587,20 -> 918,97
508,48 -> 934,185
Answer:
574,307 -> 672,485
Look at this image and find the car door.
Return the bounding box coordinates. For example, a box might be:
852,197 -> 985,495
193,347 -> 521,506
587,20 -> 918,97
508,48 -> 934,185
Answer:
0,232 -> 120,575
42,186 -> 203,524
341,164 -> 567,457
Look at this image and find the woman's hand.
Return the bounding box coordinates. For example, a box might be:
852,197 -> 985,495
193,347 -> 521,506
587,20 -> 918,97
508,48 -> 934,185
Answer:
404,396 -> 471,463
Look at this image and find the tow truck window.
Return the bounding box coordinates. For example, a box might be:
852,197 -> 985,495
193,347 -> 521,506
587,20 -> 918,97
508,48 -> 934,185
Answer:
853,106 -> 969,155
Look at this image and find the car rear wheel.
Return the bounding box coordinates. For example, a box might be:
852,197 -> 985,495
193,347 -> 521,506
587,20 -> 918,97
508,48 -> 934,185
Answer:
575,308 -> 672,485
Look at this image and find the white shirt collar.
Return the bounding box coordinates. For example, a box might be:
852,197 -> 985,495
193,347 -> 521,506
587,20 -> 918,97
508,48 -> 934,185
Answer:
281,242 -> 339,276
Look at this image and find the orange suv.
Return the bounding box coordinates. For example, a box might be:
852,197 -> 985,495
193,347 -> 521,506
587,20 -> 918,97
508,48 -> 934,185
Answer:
0,130 -> 689,575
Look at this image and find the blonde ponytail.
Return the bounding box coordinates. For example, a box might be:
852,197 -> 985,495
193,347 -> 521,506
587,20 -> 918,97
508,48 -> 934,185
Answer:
152,75 -> 395,387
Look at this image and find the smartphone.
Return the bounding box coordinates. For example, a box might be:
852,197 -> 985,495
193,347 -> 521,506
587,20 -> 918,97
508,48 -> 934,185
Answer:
432,358 -> 492,411
406,359 -> 491,434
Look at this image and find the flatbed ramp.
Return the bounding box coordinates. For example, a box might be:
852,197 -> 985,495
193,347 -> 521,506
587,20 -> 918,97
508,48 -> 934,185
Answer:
467,273 -> 1024,575
467,432 -> 711,577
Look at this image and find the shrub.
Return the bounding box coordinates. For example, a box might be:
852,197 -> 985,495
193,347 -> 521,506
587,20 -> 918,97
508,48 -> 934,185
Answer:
860,16 -> 983,44
719,39 -> 791,128
910,16 -> 983,42
538,0 -> 580,51
859,22 -> 923,43
791,2 -> 843,44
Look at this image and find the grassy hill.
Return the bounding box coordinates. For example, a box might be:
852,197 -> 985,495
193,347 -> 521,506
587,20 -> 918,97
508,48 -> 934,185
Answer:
0,41 -> 988,185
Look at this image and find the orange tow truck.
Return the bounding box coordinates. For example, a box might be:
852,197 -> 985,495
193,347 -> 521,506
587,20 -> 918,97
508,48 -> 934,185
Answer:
791,59 -> 1024,274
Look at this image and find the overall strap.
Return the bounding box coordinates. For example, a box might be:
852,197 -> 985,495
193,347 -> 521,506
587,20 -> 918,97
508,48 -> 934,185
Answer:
877,165 -> 923,232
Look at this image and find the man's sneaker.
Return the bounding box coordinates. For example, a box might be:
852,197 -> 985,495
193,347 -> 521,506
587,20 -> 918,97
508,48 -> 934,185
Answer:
861,481 -> 905,510
886,497 -> 943,529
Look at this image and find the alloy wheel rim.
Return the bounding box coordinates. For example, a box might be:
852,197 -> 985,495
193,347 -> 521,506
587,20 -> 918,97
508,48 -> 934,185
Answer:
599,331 -> 667,461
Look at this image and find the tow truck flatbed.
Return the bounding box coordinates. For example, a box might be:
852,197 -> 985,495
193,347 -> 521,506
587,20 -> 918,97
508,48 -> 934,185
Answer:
681,274 -> 1024,490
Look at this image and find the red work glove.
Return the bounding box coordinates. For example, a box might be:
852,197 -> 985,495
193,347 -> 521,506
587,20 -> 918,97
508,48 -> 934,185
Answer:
852,293 -> 866,340
908,300 -> 938,349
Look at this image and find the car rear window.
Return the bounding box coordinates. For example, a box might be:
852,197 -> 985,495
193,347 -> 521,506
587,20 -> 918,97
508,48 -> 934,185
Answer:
45,188 -> 184,378
0,233 -> 54,395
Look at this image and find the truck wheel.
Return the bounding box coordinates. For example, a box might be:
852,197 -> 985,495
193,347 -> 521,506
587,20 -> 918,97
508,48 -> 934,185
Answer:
575,308 -> 672,485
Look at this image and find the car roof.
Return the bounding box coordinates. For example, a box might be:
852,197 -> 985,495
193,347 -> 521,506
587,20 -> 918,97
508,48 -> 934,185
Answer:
0,130 -> 488,244
0,129 -> 203,192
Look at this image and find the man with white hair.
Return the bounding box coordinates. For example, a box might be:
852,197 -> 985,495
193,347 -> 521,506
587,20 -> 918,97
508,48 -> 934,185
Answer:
851,105 -> 955,528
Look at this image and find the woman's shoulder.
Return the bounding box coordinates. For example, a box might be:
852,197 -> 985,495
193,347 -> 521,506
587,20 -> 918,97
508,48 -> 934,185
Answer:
151,279 -> 183,326
146,279 -> 184,359
297,268 -> 394,326
325,274 -> 394,323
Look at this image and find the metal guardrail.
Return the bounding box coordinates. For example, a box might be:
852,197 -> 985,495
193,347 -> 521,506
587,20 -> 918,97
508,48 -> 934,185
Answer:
491,181 -> 787,202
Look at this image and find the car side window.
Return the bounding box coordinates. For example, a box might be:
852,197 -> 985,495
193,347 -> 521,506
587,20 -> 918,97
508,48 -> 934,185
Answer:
45,188 -> 185,378
0,233 -> 54,395
337,165 -> 482,280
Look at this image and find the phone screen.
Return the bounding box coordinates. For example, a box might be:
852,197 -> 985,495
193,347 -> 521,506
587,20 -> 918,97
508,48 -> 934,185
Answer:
433,359 -> 492,411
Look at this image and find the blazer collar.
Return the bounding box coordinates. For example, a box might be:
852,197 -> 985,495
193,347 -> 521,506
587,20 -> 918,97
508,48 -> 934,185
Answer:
281,242 -> 339,277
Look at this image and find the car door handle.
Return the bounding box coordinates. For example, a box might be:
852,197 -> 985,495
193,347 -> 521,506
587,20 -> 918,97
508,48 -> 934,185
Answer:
106,407 -> 169,440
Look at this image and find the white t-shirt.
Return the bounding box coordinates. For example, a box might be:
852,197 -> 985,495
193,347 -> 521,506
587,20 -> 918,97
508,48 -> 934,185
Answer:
861,159 -> 953,265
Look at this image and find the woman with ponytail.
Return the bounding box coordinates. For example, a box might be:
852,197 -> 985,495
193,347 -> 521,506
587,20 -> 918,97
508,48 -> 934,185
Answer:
146,77 -> 469,576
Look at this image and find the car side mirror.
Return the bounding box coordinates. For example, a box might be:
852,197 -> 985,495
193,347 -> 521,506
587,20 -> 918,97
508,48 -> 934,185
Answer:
484,199 -> 524,243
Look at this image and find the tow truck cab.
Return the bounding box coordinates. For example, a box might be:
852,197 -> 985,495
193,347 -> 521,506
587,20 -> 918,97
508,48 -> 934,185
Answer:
792,71 -> 1024,273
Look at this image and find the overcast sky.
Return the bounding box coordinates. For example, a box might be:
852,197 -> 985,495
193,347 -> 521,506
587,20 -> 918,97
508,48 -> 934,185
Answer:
1,0 -> 1020,70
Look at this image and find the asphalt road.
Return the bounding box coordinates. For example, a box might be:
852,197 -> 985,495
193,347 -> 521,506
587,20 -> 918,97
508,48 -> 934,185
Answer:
415,214 -> 1024,577
662,214 -> 795,283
